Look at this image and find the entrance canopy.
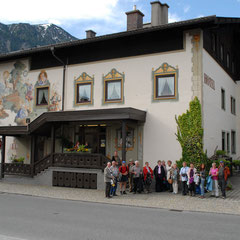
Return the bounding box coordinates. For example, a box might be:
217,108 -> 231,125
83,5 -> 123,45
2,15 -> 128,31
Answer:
0,107 -> 146,136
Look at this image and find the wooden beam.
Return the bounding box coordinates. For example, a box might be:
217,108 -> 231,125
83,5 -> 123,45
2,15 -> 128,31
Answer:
30,135 -> 36,177
1,135 -> 6,179
51,125 -> 55,165
121,121 -> 126,163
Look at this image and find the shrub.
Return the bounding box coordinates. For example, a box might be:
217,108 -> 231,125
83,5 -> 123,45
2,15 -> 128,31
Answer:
216,150 -> 226,156
214,158 -> 231,168
175,97 -> 206,169
233,160 -> 240,166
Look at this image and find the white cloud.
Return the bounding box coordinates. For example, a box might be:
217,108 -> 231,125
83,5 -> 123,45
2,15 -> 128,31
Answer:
0,0 -> 119,24
169,13 -> 182,23
184,5 -> 190,13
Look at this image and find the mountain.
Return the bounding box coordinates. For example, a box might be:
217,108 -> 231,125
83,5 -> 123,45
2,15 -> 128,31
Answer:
0,23 -> 78,54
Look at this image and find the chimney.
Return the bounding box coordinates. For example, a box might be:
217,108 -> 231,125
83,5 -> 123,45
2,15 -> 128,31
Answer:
86,30 -> 96,39
151,1 -> 169,26
126,5 -> 144,31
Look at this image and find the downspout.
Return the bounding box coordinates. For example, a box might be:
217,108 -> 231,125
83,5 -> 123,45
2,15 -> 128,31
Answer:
50,47 -> 66,111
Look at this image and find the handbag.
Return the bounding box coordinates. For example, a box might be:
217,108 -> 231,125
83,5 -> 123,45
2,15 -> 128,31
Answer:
168,177 -> 173,184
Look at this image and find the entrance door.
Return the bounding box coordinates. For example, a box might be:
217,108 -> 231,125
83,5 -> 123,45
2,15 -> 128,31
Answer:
75,125 -> 106,154
35,137 -> 45,162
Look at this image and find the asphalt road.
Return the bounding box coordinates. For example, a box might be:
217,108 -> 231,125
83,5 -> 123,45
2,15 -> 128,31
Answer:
0,193 -> 239,240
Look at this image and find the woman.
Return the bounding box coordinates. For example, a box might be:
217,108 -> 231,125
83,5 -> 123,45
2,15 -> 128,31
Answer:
166,160 -> 173,192
119,161 -> 128,194
171,164 -> 179,194
187,163 -> 196,196
143,162 -> 153,193
199,163 -> 206,198
209,162 -> 219,197
161,160 -> 167,191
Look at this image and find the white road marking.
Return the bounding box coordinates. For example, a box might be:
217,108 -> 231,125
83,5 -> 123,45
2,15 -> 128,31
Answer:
0,234 -> 28,240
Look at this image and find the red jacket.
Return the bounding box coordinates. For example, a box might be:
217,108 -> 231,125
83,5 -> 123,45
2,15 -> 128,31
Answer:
143,166 -> 153,181
218,166 -> 230,181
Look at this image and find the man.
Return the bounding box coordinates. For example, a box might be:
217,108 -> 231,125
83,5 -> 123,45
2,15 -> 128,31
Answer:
112,150 -> 121,166
180,162 -> 189,196
110,160 -> 119,196
153,160 -> 166,192
218,161 -> 230,199
132,161 -> 143,194
119,161 -> 129,194
128,159 -> 134,192
104,162 -> 113,198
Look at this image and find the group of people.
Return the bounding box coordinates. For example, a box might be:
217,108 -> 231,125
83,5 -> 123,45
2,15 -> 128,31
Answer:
104,160 -> 149,198
104,152 -> 231,199
179,161 -> 230,199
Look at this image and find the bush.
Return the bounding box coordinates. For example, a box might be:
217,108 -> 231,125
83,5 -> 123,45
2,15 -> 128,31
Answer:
214,158 -> 231,168
233,160 -> 240,166
216,150 -> 226,156
175,97 -> 205,169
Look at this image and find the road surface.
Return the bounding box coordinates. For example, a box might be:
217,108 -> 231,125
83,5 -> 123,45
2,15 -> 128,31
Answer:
0,192 -> 239,240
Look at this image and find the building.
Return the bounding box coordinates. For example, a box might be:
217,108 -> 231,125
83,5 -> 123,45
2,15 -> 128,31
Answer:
0,1 -> 239,189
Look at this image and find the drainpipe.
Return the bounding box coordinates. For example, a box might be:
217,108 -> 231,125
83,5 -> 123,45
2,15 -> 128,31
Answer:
50,47 -> 66,111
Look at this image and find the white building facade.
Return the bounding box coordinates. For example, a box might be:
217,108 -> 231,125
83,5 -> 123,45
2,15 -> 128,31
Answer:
0,2 -> 239,188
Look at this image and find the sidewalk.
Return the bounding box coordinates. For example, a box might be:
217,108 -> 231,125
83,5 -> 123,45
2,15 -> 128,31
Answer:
0,174 -> 240,215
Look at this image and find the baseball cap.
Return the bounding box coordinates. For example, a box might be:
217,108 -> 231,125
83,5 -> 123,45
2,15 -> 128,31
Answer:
122,161 -> 126,164
220,160 -> 224,163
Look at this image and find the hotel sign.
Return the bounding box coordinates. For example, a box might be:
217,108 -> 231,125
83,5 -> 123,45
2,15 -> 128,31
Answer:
204,73 -> 215,90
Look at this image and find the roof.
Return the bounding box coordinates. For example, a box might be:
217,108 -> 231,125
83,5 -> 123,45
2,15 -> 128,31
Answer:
0,108 -> 147,136
0,15 -> 233,61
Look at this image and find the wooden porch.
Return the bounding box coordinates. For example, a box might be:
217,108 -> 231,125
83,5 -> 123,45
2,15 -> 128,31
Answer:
0,108 -> 146,179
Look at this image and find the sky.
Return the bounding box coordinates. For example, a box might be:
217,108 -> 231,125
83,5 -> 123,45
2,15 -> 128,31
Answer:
0,0 -> 240,39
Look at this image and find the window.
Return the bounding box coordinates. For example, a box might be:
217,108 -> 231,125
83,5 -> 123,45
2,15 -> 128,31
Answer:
212,33 -> 216,52
227,53 -> 230,68
220,44 -> 224,62
36,87 -> 49,106
221,88 -> 225,110
227,132 -> 230,154
153,63 -> 178,101
74,72 -> 94,105
231,96 -> 236,115
156,74 -> 176,98
76,83 -> 92,104
231,130 -> 236,154
117,126 -> 134,150
103,69 -> 124,104
105,80 -> 122,102
222,131 -> 226,152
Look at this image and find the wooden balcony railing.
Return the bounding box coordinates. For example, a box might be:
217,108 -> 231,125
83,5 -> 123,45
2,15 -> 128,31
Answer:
3,153 -> 110,177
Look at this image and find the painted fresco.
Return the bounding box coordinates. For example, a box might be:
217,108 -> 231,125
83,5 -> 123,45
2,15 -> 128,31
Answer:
49,84 -> 61,111
0,61 -> 32,125
0,61 -> 62,126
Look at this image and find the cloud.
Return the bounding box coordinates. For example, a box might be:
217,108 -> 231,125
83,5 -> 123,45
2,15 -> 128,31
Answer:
184,5 -> 190,13
169,13 -> 182,23
0,0 -> 119,24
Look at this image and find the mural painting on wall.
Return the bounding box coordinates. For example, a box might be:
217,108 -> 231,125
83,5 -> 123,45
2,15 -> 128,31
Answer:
49,84 -> 61,111
0,62 -> 62,126
0,61 -> 34,126
35,70 -> 61,112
